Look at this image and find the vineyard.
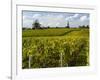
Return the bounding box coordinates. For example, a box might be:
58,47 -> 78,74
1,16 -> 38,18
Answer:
22,28 -> 89,69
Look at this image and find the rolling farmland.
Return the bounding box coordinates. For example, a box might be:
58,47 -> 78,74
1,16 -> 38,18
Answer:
22,28 -> 89,69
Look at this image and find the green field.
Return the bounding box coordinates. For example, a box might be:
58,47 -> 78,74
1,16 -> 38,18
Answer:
22,28 -> 89,69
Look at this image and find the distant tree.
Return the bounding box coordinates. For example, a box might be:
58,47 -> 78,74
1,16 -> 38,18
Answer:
22,27 -> 26,30
79,25 -> 85,28
56,26 -> 58,28
32,20 -> 41,29
66,21 -> 70,28
22,27 -> 32,30
82,25 -> 86,28
79,25 -> 89,28
79,25 -> 81,28
86,25 -> 89,28
47,26 -> 50,28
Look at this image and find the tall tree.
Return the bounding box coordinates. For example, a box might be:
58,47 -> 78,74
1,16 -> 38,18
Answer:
32,20 -> 41,29
66,21 -> 70,28
86,25 -> 89,28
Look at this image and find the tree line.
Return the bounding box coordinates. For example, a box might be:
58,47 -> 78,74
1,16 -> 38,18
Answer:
22,19 -> 89,30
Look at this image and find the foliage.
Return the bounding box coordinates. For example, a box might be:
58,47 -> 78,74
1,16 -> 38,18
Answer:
79,25 -> 89,28
22,28 -> 89,69
22,28 -> 78,37
32,20 -> 41,29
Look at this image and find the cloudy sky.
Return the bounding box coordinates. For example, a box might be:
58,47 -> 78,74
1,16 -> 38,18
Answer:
22,10 -> 89,28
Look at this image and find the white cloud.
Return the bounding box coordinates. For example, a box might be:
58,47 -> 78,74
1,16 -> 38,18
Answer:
23,11 -> 89,28
23,15 -> 33,20
55,23 -> 60,26
23,19 -> 33,28
65,16 -> 73,21
38,14 -> 66,27
65,14 -> 79,21
32,14 -> 41,19
80,16 -> 88,21
56,15 -> 64,19
73,14 -> 79,18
